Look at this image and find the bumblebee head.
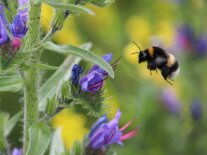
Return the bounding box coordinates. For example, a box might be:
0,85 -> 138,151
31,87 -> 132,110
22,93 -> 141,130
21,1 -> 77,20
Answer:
138,51 -> 148,63
131,41 -> 147,63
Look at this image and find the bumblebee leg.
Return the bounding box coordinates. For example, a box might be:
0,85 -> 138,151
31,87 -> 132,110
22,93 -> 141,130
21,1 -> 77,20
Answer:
161,66 -> 173,85
166,79 -> 173,85
156,69 -> 158,74
169,78 -> 174,81
150,70 -> 152,75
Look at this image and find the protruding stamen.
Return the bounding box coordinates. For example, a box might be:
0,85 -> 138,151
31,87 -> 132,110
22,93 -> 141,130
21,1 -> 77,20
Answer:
120,128 -> 138,141
120,120 -> 133,132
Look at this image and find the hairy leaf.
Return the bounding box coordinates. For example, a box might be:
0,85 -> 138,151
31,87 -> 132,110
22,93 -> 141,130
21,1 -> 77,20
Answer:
0,75 -> 23,92
39,43 -> 92,111
45,0 -> 95,15
26,122 -> 51,155
44,41 -> 114,78
4,111 -> 22,137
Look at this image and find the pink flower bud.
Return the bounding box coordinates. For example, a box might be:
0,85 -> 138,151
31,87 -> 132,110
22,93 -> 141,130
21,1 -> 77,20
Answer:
12,37 -> 22,49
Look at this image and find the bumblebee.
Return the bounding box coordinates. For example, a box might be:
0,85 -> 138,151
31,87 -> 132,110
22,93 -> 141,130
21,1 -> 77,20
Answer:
132,41 -> 180,85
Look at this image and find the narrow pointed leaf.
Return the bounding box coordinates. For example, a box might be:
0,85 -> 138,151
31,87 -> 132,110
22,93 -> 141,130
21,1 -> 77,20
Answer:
45,0 -> 95,15
0,75 -> 23,92
44,41 -> 114,78
39,43 -> 92,111
32,63 -> 59,70
4,111 -> 22,137
26,122 -> 51,155
0,112 -> 8,151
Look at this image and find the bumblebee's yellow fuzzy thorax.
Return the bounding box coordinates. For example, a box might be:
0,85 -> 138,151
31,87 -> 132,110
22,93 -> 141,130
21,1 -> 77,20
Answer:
166,53 -> 176,67
148,47 -> 154,57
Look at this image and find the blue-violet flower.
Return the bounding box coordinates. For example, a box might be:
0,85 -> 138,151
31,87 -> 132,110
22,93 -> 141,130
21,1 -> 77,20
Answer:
80,53 -> 112,92
71,64 -> 84,86
10,0 -> 28,38
0,5 -> 8,44
12,148 -> 22,155
87,110 -> 138,150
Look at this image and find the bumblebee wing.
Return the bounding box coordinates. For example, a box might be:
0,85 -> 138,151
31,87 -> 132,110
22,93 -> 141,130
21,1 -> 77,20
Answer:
154,57 -> 167,66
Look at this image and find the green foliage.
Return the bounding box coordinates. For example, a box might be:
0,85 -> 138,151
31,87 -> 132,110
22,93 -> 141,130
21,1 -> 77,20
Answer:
4,111 -> 22,137
0,112 -> 8,151
45,0 -> 95,15
71,141 -> 83,155
46,96 -> 59,117
39,43 -> 92,112
0,111 -> 22,152
44,41 -> 114,78
77,90 -> 106,117
26,122 -> 51,155
0,75 -> 23,92
87,0 -> 115,7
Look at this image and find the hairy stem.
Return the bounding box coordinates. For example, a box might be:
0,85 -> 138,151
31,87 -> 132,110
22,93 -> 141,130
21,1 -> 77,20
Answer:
22,1 -> 41,153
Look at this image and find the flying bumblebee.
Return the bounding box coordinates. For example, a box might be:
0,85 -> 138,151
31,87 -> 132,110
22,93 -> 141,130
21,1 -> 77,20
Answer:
132,41 -> 180,85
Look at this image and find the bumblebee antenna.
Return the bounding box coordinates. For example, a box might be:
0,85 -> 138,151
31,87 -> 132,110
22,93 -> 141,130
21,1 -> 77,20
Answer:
131,52 -> 139,55
132,41 -> 142,52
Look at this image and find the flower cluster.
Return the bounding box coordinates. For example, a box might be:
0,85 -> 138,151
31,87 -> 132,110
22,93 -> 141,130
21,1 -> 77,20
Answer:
71,53 -> 113,93
0,0 -> 28,50
85,110 -> 138,154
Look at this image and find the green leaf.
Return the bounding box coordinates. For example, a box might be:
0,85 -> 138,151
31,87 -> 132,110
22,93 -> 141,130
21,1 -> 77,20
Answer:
26,122 -> 51,155
0,75 -> 23,92
49,128 -> 65,155
44,41 -> 114,78
90,0 -> 115,7
0,112 -> 8,151
45,0 -> 95,15
71,141 -> 83,155
32,63 -> 59,70
39,43 -> 92,111
4,111 -> 22,137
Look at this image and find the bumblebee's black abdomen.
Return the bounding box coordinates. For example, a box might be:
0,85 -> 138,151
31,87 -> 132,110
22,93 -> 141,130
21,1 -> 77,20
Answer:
170,61 -> 179,72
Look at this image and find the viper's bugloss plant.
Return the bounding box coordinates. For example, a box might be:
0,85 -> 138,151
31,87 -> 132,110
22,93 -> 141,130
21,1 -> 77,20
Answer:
0,0 -> 140,154
56,53 -> 120,117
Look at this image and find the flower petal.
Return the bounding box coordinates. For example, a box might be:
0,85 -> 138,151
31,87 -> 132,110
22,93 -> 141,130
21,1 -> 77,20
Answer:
89,115 -> 108,138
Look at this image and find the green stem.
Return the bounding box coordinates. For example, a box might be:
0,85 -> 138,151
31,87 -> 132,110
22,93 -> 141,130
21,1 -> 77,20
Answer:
22,1 -> 41,153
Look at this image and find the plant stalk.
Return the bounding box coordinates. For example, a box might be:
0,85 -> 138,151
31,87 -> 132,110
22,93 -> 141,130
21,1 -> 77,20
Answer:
22,1 -> 41,153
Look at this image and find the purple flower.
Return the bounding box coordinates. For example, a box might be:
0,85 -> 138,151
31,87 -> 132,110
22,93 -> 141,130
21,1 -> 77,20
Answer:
12,148 -> 22,155
87,110 -> 138,150
0,5 -> 8,44
10,0 -> 28,38
161,88 -> 182,115
175,24 -> 195,50
195,35 -> 207,56
10,10 -> 28,38
0,18 -> 8,44
80,53 -> 113,92
190,100 -> 202,121
88,53 -> 113,75
71,64 -> 84,86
